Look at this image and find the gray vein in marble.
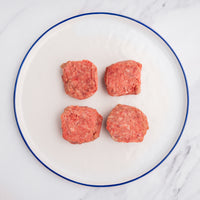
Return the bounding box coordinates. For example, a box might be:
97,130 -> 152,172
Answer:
78,0 -> 103,14
149,145 -> 193,200
81,186 -> 128,200
177,159 -> 200,196
163,145 -> 191,182
137,0 -> 200,23
157,141 -> 200,200
79,188 -> 98,200
0,6 -> 26,35
175,146 -> 191,174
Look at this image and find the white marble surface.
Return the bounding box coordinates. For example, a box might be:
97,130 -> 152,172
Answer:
0,0 -> 200,199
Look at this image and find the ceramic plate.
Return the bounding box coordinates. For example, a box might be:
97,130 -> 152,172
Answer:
14,12 -> 189,187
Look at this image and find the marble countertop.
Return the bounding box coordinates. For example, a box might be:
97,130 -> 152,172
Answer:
0,0 -> 200,199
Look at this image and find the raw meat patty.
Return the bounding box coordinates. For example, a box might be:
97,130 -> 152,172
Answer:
61,60 -> 98,100
104,60 -> 142,96
61,106 -> 103,144
106,104 -> 149,142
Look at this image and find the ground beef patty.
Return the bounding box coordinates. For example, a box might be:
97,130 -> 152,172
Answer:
104,60 -> 142,96
61,106 -> 103,144
106,104 -> 149,142
61,60 -> 98,100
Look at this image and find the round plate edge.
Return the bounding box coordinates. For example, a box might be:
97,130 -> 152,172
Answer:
13,12 -> 189,187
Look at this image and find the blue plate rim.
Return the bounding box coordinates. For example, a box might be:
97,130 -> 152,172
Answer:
13,12 -> 189,187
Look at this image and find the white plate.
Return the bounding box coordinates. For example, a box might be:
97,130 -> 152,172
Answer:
14,13 -> 189,187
